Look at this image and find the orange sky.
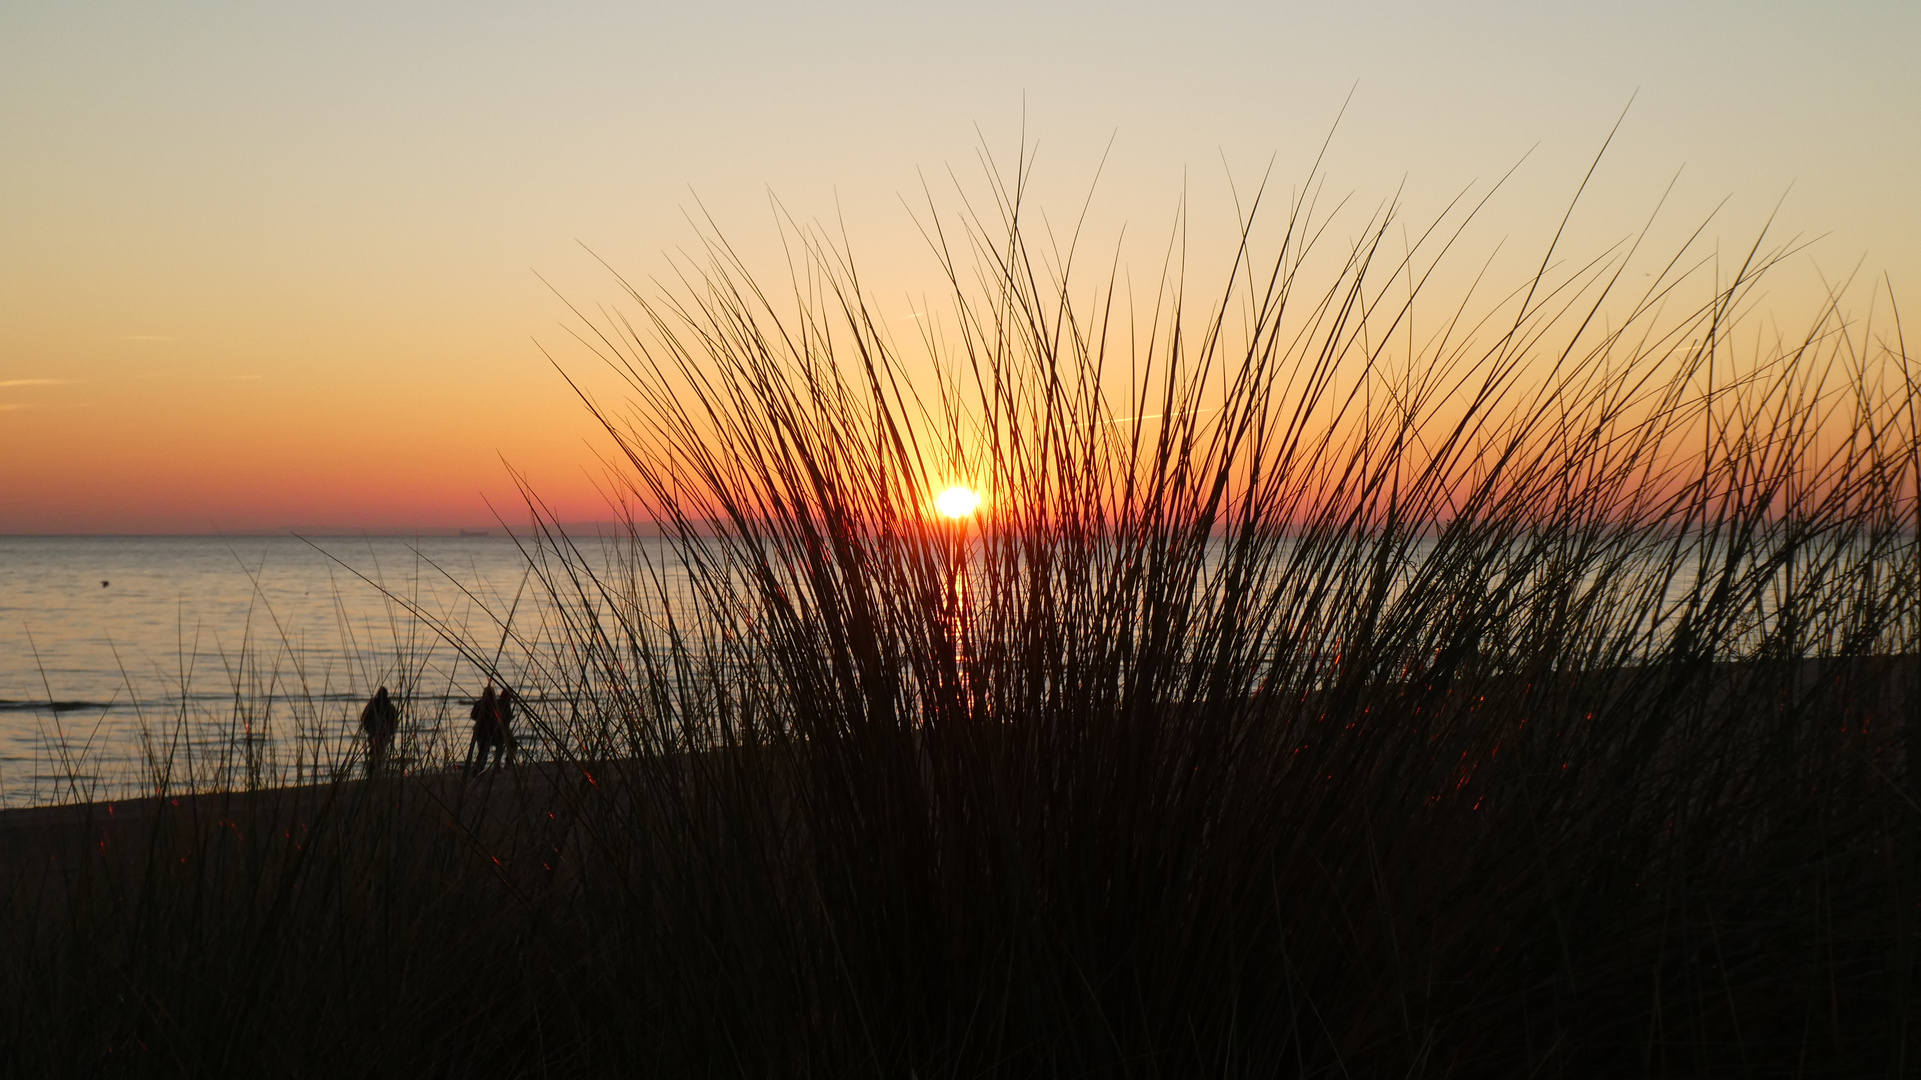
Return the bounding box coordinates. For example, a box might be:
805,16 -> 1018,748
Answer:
2,1 -> 1916,534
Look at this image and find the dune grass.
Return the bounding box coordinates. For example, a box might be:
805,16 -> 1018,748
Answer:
5,151 -> 1919,1077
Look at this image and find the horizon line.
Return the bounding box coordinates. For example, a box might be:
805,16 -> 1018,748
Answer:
0,522 -> 639,539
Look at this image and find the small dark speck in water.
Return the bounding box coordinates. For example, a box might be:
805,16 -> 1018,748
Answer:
101,581 -> 109,588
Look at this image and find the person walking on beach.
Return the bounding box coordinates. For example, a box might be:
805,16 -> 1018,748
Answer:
465,682 -> 503,776
359,686 -> 399,775
494,685 -> 520,768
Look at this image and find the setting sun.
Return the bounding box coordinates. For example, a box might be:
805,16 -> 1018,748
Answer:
935,485 -> 982,519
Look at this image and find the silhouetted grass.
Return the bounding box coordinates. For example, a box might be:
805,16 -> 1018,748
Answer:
4,151 -> 1918,1077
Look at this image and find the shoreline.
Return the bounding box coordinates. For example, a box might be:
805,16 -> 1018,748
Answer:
7,652 -> 1914,838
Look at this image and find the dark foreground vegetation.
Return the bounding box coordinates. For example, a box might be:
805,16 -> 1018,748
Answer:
6,153 -> 1920,1077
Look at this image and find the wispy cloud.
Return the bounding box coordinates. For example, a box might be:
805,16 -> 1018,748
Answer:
0,378 -> 73,388
0,400 -> 95,411
119,334 -> 173,341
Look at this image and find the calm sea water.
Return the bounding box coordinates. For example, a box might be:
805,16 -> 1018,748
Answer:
0,536 -> 544,806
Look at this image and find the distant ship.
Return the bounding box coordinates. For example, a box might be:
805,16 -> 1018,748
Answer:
458,528 -> 490,537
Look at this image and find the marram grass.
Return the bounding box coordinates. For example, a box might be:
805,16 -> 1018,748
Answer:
5,157 -> 1919,1078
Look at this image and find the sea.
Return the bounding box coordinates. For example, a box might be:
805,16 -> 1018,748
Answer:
0,535 -> 550,807
0,528 -> 1849,808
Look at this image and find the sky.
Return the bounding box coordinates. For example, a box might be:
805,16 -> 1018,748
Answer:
2,1 -> 1916,534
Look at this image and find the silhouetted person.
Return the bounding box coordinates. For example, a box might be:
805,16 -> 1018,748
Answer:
495,685 -> 519,768
359,686 -> 399,775
465,683 -> 502,776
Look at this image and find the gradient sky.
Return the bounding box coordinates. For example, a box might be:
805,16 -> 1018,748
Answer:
3,1 -> 1916,534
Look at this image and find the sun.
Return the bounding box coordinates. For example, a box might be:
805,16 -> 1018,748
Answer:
935,485 -> 982,520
